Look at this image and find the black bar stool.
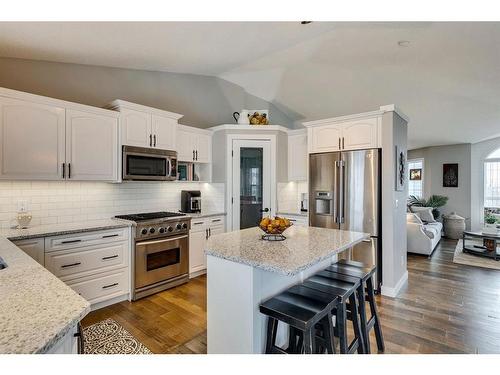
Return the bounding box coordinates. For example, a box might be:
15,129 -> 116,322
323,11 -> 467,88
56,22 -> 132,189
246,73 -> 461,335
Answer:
327,259 -> 385,353
303,271 -> 365,354
259,284 -> 338,354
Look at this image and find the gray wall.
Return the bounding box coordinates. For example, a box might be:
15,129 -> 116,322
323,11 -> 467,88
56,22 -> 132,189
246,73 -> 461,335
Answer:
408,143 -> 471,228
0,56 -> 293,128
381,111 -> 408,294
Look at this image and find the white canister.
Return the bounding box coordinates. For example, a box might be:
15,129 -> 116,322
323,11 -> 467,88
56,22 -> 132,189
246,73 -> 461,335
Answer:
443,212 -> 466,239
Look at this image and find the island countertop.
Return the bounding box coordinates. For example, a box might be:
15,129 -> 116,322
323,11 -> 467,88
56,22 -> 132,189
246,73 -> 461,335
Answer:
206,226 -> 369,276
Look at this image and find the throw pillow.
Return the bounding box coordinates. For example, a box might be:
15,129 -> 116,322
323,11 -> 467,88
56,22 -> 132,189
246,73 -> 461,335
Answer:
407,213 -> 423,225
410,206 -> 436,223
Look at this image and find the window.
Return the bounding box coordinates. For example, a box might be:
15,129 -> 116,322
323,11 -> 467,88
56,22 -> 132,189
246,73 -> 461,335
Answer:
408,159 -> 424,198
484,148 -> 500,208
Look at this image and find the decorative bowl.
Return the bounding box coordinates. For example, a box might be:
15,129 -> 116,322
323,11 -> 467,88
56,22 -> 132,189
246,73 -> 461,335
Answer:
258,216 -> 293,241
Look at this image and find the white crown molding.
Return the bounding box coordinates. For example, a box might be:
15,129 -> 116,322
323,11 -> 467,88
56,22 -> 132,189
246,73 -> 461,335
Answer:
106,99 -> 184,120
0,86 -> 120,117
178,123 -> 213,135
379,104 -> 410,123
208,124 -> 290,133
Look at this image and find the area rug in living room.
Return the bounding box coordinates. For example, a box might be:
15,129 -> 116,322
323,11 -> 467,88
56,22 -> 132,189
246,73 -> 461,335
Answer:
83,318 -> 152,354
453,239 -> 500,270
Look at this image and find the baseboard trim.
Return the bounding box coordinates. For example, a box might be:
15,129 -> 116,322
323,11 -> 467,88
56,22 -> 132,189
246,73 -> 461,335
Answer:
381,271 -> 408,298
90,293 -> 129,311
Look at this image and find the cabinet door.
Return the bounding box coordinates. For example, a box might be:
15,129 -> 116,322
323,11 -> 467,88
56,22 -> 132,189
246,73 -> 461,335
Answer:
209,224 -> 225,236
341,118 -> 379,150
288,134 -> 307,181
189,227 -> 208,274
0,97 -> 65,180
177,129 -> 196,162
12,238 -> 45,265
66,109 -> 118,181
309,124 -> 342,153
152,114 -> 177,150
120,108 -> 152,147
195,133 -> 211,163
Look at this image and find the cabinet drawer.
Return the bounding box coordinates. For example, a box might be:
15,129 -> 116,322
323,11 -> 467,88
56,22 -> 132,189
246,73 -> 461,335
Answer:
209,216 -> 224,225
190,218 -> 207,232
67,269 -> 128,305
45,228 -> 129,252
45,241 -> 128,280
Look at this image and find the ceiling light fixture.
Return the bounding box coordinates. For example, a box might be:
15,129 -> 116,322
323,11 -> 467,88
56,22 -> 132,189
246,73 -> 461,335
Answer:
398,40 -> 410,47
301,21 -> 312,25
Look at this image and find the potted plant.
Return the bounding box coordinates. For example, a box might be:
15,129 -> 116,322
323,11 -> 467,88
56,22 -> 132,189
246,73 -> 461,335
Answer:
483,213 -> 498,235
407,195 -> 449,220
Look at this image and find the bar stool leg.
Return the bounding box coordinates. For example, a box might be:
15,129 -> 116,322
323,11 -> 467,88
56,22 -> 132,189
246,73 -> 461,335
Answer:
265,317 -> 278,354
323,312 -> 336,354
336,303 -> 348,354
366,276 -> 385,352
349,293 -> 365,354
356,284 -> 371,354
303,328 -> 315,354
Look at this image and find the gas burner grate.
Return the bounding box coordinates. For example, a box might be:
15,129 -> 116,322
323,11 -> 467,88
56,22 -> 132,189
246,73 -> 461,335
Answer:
115,211 -> 186,222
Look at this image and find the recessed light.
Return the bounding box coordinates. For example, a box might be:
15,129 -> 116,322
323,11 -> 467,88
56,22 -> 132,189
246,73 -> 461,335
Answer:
398,40 -> 410,47
301,21 -> 312,25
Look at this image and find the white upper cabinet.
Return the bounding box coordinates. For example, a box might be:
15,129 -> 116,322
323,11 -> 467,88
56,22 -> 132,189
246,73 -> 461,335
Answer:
108,100 -> 182,150
308,124 -> 342,153
341,118 -> 379,150
0,96 -> 65,180
66,109 -> 118,181
120,108 -> 152,148
177,125 -> 212,163
305,115 -> 381,154
288,132 -> 307,181
152,114 -> 177,150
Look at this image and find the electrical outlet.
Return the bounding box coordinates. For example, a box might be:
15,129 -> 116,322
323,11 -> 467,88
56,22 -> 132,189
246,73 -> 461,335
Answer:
16,199 -> 29,213
395,199 -> 399,208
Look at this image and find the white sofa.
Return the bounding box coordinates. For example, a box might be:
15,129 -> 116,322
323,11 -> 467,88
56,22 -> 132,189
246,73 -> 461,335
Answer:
406,213 -> 442,256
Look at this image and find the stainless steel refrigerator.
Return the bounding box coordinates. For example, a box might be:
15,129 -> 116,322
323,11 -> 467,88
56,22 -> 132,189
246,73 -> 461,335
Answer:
309,149 -> 382,291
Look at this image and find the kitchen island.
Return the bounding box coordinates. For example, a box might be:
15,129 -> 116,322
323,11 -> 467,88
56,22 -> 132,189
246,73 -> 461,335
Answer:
205,226 -> 369,354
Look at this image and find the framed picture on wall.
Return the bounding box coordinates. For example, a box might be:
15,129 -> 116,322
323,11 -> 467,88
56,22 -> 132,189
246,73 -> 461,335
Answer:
410,168 -> 422,181
395,145 -> 406,191
443,163 -> 458,187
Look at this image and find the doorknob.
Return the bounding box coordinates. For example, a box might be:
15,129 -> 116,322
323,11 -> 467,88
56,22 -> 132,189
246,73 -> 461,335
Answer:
260,208 -> 269,213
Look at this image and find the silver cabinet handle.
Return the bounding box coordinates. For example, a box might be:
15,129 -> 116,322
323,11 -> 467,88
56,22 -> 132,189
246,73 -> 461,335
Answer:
102,282 -> 118,289
61,262 -> 81,268
102,254 -> 119,260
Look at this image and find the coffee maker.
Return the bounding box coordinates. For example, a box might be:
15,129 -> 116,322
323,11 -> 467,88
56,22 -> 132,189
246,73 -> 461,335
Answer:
181,190 -> 201,213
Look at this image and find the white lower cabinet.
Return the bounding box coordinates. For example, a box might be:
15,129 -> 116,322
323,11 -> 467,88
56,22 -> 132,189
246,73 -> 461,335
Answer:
12,238 -> 45,265
46,323 -> 80,354
189,216 -> 225,277
283,214 -> 309,227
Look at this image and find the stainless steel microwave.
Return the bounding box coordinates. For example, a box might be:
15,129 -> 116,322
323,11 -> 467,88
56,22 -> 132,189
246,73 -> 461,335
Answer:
122,145 -> 177,181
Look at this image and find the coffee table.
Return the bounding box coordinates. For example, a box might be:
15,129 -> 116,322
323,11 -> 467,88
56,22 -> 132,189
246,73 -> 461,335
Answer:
462,230 -> 500,261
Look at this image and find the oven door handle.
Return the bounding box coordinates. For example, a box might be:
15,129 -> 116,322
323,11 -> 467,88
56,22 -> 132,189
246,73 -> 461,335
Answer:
137,235 -> 188,246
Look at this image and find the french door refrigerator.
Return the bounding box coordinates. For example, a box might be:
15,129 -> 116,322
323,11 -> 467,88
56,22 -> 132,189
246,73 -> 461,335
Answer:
309,149 -> 382,291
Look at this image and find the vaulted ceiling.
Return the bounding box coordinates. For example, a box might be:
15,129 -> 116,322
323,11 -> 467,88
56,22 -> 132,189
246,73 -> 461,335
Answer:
0,22 -> 499,149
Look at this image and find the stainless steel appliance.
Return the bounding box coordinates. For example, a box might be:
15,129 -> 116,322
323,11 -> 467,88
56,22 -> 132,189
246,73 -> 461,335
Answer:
122,145 -> 177,181
114,211 -> 190,300
309,149 -> 382,291
181,190 -> 201,213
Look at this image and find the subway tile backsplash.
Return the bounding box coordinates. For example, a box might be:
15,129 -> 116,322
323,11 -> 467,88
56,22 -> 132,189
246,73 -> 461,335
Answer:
0,181 -> 225,229
277,181 -> 308,213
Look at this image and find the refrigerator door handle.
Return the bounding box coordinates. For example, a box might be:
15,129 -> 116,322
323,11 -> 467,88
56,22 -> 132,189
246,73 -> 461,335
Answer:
339,159 -> 345,224
333,161 -> 338,223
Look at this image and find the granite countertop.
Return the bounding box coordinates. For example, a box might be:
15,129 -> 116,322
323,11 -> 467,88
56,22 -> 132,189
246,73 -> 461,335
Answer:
0,237 -> 90,353
205,226 -> 368,276
277,211 -> 308,217
185,211 -> 226,219
0,218 -> 132,241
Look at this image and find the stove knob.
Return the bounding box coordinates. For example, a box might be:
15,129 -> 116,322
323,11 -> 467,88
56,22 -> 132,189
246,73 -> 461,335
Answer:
141,228 -> 148,235
176,223 -> 182,230
159,227 -> 165,234
167,226 -> 174,232
149,228 -> 156,234
182,223 -> 188,229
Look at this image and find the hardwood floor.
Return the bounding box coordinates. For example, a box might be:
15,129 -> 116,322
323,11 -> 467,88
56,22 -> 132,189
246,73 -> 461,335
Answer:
82,239 -> 500,354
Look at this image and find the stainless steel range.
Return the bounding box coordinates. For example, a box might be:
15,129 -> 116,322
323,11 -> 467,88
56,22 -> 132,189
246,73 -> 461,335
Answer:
115,211 -> 191,300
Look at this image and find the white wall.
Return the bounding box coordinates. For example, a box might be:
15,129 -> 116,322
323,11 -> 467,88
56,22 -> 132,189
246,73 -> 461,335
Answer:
408,144 -> 472,227
381,111 -> 408,296
0,181 -> 224,229
471,136 -> 500,230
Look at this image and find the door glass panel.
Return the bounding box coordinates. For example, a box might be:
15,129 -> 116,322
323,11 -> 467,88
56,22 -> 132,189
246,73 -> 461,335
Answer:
146,248 -> 180,271
127,155 -> 166,176
240,147 -> 263,229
